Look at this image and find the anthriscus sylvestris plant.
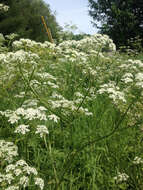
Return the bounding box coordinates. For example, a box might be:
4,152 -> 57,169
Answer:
0,9 -> 143,189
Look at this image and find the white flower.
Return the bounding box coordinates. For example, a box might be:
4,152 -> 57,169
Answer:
14,168 -> 22,176
24,108 -> 47,121
48,114 -> 60,123
19,176 -> 29,187
133,156 -> 143,165
35,125 -> 49,138
23,99 -> 38,107
35,177 -> 44,190
14,124 -> 30,135
114,172 -> 129,183
122,73 -> 133,78
16,107 -> 26,116
134,60 -> 143,67
8,113 -> 20,124
0,140 -> 18,163
121,77 -> 133,83
47,81 -> 59,89
121,73 -> 134,83
97,82 -> 126,103
135,73 -> 143,81
0,50 -> 39,64
5,33 -> 18,40
0,4 -> 9,12
74,92 -> 84,98
5,186 -> 19,190
0,141 -> 43,189
37,72 -> 56,80
5,173 -> 14,184
51,92 -> 65,100
74,98 -> 83,104
5,164 -> 16,173
38,106 -> 47,111
85,111 -> 93,116
16,160 -> 28,167
23,109 -> 36,120
23,166 -> 38,175
136,82 -> 143,88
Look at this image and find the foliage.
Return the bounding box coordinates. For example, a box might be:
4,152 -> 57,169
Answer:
88,0 -> 143,48
1,6 -> 143,188
0,32 -> 143,189
0,0 -> 61,42
119,35 -> 143,57
127,36 -> 143,52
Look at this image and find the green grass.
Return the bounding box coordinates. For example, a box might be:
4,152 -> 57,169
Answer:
0,35 -> 143,190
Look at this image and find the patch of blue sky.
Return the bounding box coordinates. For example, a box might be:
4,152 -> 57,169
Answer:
44,0 -> 98,34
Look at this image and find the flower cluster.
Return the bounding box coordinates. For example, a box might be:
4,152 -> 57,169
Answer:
0,140 -> 44,190
49,92 -> 93,116
35,125 -> 49,138
0,50 -> 39,64
0,4 -> 9,12
133,156 -> 143,165
12,34 -> 116,54
0,140 -> 18,163
5,33 -> 19,40
114,172 -> 129,183
0,160 -> 44,190
58,34 -> 116,54
13,38 -> 56,51
121,73 -> 134,84
1,29 -> 143,190
0,49 -> 40,86
14,124 -> 30,135
97,82 -> 126,103
117,58 -> 143,94
0,106 -> 47,124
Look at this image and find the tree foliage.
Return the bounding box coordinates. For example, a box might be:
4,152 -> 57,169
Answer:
0,0 -> 61,42
88,0 -> 143,48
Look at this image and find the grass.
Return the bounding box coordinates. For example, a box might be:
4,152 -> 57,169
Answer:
0,35 -> 143,189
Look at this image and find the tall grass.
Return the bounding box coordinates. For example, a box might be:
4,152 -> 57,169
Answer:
0,33 -> 143,189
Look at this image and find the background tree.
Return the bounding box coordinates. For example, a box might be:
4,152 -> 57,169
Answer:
88,0 -> 143,48
0,0 -> 61,42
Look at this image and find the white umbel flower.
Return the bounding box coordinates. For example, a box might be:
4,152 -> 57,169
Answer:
23,166 -> 38,175
19,176 -> 29,187
114,172 -> 129,183
16,160 -> 28,167
0,140 -> 18,163
5,186 -> 19,190
0,4 -> 9,12
8,113 -> 20,124
5,173 -> 14,184
35,177 -> 44,190
48,114 -> 60,123
14,124 -> 30,135
35,125 -> 49,138
133,156 -> 143,165
5,164 -> 16,173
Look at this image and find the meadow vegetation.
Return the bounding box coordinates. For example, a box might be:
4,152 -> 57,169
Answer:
1,3 -> 143,190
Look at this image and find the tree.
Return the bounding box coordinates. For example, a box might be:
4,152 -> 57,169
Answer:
88,0 -> 143,48
0,0 -> 61,42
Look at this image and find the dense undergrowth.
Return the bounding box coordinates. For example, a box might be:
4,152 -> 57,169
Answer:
1,5 -> 143,189
0,32 -> 143,190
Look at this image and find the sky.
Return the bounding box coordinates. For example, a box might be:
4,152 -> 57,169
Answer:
44,0 -> 98,34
